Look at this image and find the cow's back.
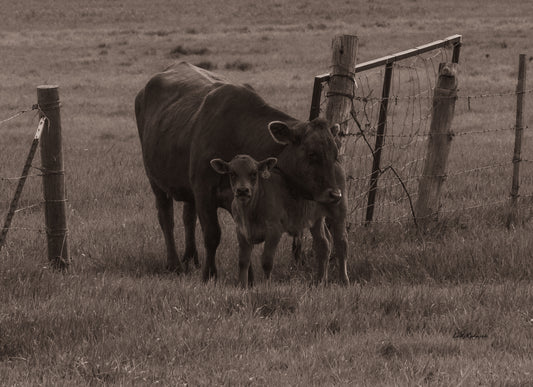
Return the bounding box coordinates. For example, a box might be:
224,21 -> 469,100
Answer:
188,83 -> 298,208
135,62 -> 227,200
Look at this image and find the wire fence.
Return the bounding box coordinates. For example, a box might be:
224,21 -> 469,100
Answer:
314,46 -> 531,227
0,107 -> 49,251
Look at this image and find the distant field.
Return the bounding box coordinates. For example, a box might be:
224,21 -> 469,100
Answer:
2,0 -> 533,385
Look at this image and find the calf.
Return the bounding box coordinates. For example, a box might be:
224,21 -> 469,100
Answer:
210,153 -> 349,287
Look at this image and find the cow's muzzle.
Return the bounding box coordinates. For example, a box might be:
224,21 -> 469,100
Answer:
328,188 -> 342,202
317,188 -> 342,204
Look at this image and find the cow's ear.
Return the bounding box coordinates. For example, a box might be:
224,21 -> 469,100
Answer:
330,123 -> 340,137
210,158 -> 230,174
268,121 -> 293,145
257,157 -> 277,179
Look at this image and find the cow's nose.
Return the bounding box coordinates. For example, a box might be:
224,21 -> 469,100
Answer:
329,188 -> 342,202
236,187 -> 251,197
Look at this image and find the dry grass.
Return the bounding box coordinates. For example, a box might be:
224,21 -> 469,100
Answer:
2,0 -> 533,384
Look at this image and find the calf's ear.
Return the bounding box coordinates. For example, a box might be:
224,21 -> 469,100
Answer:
258,157 -> 277,179
268,121 -> 294,145
330,123 -> 340,137
210,158 -> 230,174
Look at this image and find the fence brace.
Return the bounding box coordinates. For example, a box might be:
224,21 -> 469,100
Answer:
0,117 -> 46,252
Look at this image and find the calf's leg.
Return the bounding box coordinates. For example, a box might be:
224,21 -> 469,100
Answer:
260,232 -> 282,284
237,232 -> 254,288
291,234 -> 303,263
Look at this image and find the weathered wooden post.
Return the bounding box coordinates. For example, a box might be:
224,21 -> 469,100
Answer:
38,85 -> 69,269
325,34 -> 358,154
415,63 -> 458,225
507,54 -> 527,227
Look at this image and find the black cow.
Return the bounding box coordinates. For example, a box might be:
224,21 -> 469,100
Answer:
135,62 -> 348,283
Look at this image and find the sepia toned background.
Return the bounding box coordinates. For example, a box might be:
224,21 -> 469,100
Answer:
1,0 -> 533,384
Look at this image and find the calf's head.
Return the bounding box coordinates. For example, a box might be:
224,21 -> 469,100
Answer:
268,118 -> 343,204
210,155 -> 277,205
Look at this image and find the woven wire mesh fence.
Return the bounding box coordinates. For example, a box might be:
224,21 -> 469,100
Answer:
313,38 -> 532,227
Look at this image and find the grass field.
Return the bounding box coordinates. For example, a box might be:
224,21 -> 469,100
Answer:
2,0 -> 533,384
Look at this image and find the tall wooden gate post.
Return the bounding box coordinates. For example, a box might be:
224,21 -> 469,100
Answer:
507,54 -> 527,227
38,85 -> 70,269
415,63 -> 458,225
325,34 -> 358,154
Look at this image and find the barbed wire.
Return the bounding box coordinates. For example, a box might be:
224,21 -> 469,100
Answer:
351,193 -> 533,227
0,226 -> 45,233
0,104 -> 39,127
14,203 -> 43,213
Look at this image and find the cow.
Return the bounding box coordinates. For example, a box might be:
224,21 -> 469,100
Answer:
210,154 -> 348,287
135,61 -> 349,283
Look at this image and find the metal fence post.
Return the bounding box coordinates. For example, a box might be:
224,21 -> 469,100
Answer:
507,54 -> 527,227
365,61 -> 393,224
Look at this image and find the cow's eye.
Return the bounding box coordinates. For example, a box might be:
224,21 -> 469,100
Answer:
250,172 -> 257,180
229,172 -> 237,179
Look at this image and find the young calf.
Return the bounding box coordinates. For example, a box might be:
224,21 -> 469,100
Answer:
210,154 -> 349,287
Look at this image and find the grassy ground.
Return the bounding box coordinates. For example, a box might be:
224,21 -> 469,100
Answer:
2,0 -> 533,384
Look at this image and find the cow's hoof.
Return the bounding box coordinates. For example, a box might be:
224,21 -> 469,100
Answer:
166,260 -> 184,274
202,266 -> 217,282
182,251 -> 199,273
193,255 -> 201,269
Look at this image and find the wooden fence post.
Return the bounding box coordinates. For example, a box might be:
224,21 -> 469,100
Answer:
507,54 -> 527,227
325,34 -> 358,154
38,85 -> 69,269
415,63 -> 458,225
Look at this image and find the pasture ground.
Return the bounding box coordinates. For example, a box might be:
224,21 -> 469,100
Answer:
1,0 -> 533,384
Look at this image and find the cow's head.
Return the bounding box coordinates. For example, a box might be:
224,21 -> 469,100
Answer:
210,155 -> 277,205
268,118 -> 343,204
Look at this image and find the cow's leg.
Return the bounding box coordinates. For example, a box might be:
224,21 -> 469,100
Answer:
261,232 -> 282,284
150,183 -> 183,273
310,218 -> 331,284
248,264 -> 254,288
195,194 -> 220,281
237,232 -> 253,288
182,202 -> 199,271
329,216 -> 349,285
291,233 -> 303,263
328,200 -> 349,285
